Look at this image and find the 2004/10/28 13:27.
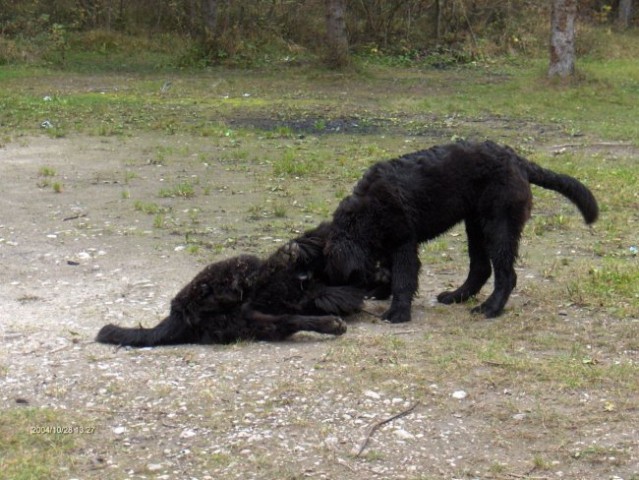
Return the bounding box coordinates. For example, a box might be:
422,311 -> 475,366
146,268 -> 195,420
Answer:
30,425 -> 96,435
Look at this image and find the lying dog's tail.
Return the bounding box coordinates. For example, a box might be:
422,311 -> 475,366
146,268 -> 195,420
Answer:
96,312 -> 196,347
485,141 -> 599,224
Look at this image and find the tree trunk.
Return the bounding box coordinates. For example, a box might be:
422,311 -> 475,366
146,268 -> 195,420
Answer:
202,0 -> 218,38
618,0 -> 633,29
548,0 -> 577,78
324,0 -> 349,68
435,0 -> 443,41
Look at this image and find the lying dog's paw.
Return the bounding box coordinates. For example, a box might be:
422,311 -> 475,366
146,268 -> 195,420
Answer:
328,316 -> 347,335
281,241 -> 301,261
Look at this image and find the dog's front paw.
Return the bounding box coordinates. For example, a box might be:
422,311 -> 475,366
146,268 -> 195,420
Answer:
382,306 -> 412,323
437,290 -> 457,304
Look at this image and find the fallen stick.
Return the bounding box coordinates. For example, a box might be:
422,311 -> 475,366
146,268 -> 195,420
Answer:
354,401 -> 420,457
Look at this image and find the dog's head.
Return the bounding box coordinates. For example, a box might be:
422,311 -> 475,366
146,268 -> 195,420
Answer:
323,230 -> 371,285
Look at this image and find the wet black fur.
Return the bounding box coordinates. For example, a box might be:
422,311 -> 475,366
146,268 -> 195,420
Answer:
95,227 -> 367,347
324,140 -> 599,322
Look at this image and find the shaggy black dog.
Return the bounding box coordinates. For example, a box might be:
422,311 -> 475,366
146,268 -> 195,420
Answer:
96,225 -> 367,347
323,140 -> 599,322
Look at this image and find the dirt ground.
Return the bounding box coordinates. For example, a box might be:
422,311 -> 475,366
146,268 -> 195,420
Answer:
1,134 -> 637,480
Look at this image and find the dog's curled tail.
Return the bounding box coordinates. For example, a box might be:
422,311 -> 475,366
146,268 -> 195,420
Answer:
492,142 -> 599,224
524,161 -> 598,224
96,312 -> 195,347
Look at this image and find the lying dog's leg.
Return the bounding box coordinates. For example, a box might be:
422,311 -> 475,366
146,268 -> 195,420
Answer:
311,286 -> 366,316
438,219 -> 492,304
471,219 -> 521,318
383,241 -> 420,323
242,305 -> 347,340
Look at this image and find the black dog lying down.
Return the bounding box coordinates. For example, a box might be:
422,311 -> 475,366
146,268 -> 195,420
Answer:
96,225 -> 370,347
323,140 -> 599,322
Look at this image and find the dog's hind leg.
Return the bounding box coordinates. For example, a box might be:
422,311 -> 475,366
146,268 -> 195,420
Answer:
242,305 -> 347,340
383,241 -> 420,323
471,218 -> 521,318
438,219 -> 492,304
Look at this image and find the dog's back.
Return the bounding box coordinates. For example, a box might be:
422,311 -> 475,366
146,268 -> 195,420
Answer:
335,141 -> 533,247
96,255 -> 262,346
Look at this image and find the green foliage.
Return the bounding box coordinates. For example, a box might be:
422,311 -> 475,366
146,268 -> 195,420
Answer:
0,2 -> 634,68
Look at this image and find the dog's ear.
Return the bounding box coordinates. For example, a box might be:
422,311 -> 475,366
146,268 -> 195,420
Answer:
325,236 -> 369,283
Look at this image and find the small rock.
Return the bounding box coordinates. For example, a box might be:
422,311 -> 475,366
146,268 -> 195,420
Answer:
180,428 -> 196,439
394,429 -> 415,440
324,436 -> 339,449
452,390 -> 467,400
113,426 -> 126,435
364,390 -> 381,400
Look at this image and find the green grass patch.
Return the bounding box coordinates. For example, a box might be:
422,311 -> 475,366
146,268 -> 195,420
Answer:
158,181 -> 196,198
37,166 -> 56,177
568,262 -> 639,317
272,148 -> 325,176
133,200 -> 169,215
0,408 -> 80,480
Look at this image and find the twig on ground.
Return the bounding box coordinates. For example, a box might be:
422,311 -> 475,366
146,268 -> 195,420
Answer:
354,401 -> 420,457
47,344 -> 72,355
390,330 -> 417,336
161,421 -> 181,429
63,213 -> 88,221
86,407 -> 168,416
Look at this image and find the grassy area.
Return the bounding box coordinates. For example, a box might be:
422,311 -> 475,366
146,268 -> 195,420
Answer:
1,29 -> 639,143
0,408 -> 85,480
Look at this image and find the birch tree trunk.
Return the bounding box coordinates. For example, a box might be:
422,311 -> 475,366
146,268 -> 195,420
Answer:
548,0 -> 577,78
324,0 -> 349,68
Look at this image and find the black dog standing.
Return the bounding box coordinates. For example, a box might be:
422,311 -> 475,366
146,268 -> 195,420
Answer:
323,140 -> 598,322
